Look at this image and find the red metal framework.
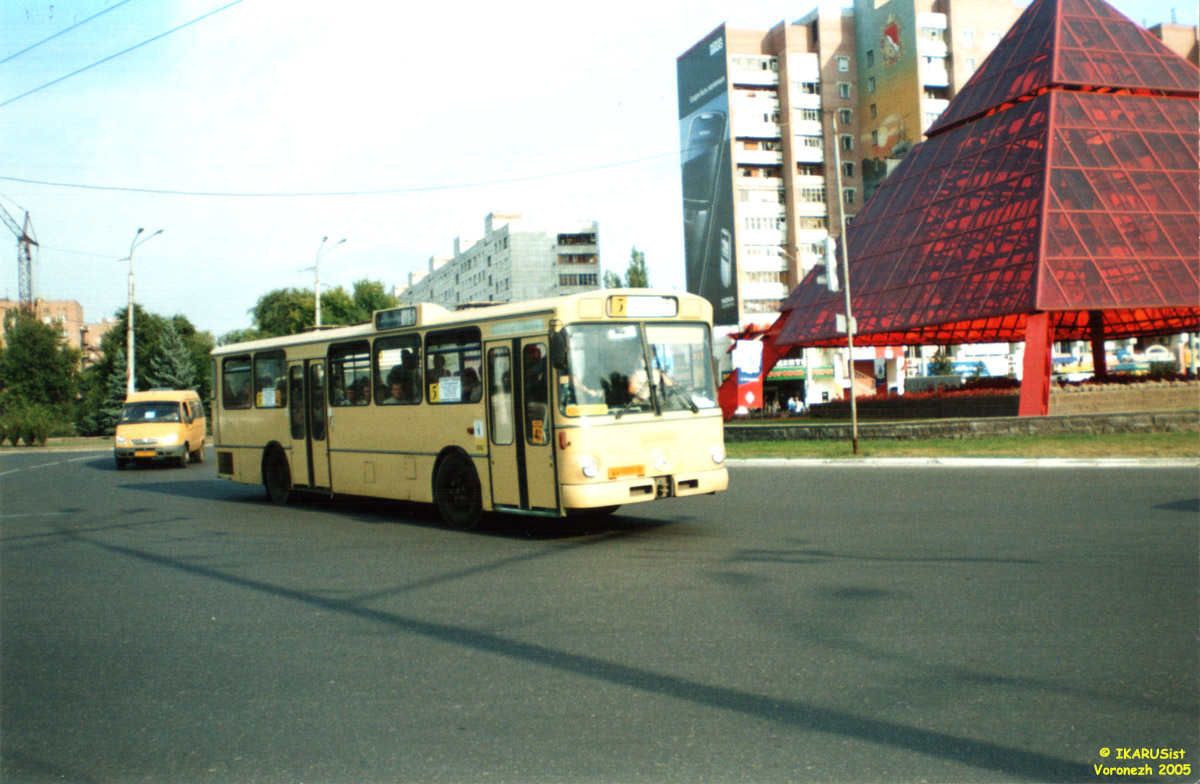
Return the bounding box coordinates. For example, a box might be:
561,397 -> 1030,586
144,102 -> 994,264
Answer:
740,0 -> 1200,418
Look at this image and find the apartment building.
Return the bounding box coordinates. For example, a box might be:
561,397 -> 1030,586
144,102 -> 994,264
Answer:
0,298 -> 115,368
394,212 -> 600,309
677,0 -> 1024,331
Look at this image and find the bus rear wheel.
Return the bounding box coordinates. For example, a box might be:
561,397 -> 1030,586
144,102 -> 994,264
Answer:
434,453 -> 481,530
263,448 -> 291,505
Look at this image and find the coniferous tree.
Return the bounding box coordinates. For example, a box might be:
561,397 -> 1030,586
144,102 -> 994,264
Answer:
147,321 -> 196,390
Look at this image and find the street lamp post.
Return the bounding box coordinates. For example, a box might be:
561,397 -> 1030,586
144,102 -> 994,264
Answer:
829,110 -> 859,454
304,236 -> 346,328
121,227 -> 163,397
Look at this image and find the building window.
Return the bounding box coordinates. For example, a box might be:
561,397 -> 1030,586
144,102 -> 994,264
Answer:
839,108 -> 852,125
867,76 -> 876,93
965,57 -> 977,76
866,49 -> 875,67
838,82 -> 850,99
797,163 -> 822,176
844,188 -> 856,205
797,187 -> 828,203
836,56 -> 850,72
961,29 -> 975,46
986,30 -> 1002,46
870,103 -> 877,118
840,135 -> 853,151
802,136 -> 824,149
800,108 -> 821,122
843,161 -> 855,178
796,80 -> 820,94
871,129 -> 879,146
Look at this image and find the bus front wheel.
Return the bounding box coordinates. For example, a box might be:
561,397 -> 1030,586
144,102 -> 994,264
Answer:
434,452 -> 482,530
263,448 -> 292,506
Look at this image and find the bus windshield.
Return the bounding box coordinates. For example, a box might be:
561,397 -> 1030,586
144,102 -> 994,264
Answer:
558,322 -> 718,417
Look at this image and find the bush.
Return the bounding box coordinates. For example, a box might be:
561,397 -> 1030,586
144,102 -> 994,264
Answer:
1,405 -> 61,447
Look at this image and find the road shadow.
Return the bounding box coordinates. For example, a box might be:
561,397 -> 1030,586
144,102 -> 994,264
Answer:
120,474 -> 678,541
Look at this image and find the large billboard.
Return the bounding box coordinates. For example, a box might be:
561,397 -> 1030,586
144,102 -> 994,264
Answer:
677,29 -> 738,326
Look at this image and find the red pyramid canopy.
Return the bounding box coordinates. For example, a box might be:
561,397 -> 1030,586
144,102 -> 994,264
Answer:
774,0 -> 1199,350
928,0 -> 1198,135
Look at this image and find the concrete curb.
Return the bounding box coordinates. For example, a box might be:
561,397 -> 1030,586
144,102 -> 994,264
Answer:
729,457 -> 1200,468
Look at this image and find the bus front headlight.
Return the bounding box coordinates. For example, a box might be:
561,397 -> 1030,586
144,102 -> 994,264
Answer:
115,435 -> 127,445
160,433 -> 179,446
710,444 -> 726,464
579,455 -> 600,479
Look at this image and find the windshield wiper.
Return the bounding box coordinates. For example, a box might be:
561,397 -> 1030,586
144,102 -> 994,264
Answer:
660,379 -> 699,413
614,378 -> 650,420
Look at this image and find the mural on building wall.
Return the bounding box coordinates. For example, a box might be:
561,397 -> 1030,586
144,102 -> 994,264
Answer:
856,0 -> 923,199
677,29 -> 739,326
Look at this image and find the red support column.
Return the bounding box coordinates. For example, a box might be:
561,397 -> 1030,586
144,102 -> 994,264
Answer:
1019,311 -> 1053,417
1089,310 -> 1108,380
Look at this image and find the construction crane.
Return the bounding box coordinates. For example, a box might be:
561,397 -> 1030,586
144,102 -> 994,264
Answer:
0,205 -> 38,310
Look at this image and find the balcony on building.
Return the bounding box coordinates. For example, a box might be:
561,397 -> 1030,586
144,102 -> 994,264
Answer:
730,58 -> 780,87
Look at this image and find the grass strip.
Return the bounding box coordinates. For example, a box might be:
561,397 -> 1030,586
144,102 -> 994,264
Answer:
726,432 -> 1200,459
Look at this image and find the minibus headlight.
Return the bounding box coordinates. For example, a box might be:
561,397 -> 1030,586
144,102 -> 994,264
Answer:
115,435 -> 127,445
580,455 -> 600,478
160,433 -> 179,446
710,444 -> 726,464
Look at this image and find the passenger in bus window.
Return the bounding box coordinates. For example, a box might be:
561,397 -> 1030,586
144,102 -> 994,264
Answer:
461,367 -> 482,403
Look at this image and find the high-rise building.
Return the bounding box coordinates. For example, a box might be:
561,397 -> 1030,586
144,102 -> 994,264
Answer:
394,212 -> 600,309
677,0 -> 1025,332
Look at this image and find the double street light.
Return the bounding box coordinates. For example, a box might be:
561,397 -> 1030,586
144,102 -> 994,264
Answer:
121,227 -> 163,397
302,236 -> 346,328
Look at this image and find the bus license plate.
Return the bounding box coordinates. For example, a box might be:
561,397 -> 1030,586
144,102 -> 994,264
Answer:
134,450 -> 155,458
608,465 -> 644,480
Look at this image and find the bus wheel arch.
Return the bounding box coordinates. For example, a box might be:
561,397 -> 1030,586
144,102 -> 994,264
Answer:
262,443 -> 292,505
432,448 -> 482,530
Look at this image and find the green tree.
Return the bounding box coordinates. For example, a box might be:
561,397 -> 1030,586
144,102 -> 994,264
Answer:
250,287 -> 315,337
75,307 -> 212,434
928,352 -> 956,376
352,279 -> 398,318
250,278 -> 397,337
95,348 -> 129,435
604,247 -> 650,288
625,246 -> 649,288
147,321 -> 196,390
0,309 -> 79,412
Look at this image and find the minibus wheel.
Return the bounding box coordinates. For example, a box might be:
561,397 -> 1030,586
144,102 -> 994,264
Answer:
434,452 -> 481,529
263,447 -> 291,505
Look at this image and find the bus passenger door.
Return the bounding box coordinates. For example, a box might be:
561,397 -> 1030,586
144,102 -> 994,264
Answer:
288,360 -> 331,490
484,339 -> 559,513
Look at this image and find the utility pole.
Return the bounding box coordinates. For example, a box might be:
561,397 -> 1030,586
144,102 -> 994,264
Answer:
122,228 -> 163,396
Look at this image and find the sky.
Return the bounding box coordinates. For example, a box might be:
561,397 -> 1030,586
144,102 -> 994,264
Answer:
2,0 -> 1196,339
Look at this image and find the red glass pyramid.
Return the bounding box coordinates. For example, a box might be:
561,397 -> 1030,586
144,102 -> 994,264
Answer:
774,0 -> 1200,350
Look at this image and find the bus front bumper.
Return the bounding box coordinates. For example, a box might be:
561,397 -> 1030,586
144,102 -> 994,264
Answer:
560,467 -> 728,510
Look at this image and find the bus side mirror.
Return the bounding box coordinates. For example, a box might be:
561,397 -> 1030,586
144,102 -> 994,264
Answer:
549,331 -> 569,372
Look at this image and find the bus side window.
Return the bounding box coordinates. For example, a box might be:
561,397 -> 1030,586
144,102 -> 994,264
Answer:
222,356 -> 252,409
254,350 -> 287,408
329,341 -> 371,406
373,335 -> 422,405
487,347 -> 513,445
426,328 -> 482,404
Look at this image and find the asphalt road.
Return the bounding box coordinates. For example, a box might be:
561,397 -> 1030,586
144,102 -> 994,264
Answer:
2,450 -> 1197,783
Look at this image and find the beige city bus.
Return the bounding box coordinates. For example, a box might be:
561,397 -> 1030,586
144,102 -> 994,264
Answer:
210,290 -> 728,528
